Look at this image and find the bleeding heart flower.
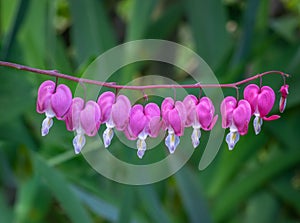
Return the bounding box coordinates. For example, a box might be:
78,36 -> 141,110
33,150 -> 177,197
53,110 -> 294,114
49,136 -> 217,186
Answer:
125,103 -> 162,158
221,96 -> 251,150
65,97 -> 101,154
37,80 -> 72,136
244,84 -> 280,135
279,84 -> 289,113
183,95 -> 218,148
161,97 -> 186,154
97,92 -> 131,148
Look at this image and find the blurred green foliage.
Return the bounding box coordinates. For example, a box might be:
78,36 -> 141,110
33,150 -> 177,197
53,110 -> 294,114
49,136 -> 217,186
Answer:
0,0 -> 300,222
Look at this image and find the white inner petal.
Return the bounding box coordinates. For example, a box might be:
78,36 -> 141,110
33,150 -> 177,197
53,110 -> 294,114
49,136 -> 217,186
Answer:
225,130 -> 240,150
191,127 -> 201,148
165,130 -> 180,154
41,117 -> 53,136
73,133 -> 86,154
137,138 -> 147,159
103,127 -> 114,148
253,115 -> 263,135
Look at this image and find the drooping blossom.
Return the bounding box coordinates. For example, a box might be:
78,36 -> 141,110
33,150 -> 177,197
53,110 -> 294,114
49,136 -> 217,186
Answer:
97,92 -> 131,148
221,96 -> 251,150
65,97 -> 101,154
37,80 -> 72,136
124,103 -> 162,158
279,84 -> 289,113
161,97 -> 186,154
183,95 -> 218,148
244,84 -> 280,135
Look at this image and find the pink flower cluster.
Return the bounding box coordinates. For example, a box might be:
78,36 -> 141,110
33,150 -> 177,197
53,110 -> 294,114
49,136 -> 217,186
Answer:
37,80 -> 289,157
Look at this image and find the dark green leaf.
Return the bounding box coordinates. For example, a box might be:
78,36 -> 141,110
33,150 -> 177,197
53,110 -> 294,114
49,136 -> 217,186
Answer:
69,0 -> 116,65
33,154 -> 93,223
175,167 -> 212,223
186,0 -> 231,69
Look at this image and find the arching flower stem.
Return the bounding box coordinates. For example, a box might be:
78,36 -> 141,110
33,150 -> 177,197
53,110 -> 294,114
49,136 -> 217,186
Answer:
0,61 -> 289,91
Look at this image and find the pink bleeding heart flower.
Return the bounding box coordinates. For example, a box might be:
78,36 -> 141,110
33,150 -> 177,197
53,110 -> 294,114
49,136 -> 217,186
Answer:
244,84 -> 280,135
183,95 -> 218,148
37,80 -> 72,136
65,97 -> 101,154
125,103 -> 162,159
161,97 -> 186,154
97,92 -> 131,148
221,96 -> 251,150
279,84 -> 289,113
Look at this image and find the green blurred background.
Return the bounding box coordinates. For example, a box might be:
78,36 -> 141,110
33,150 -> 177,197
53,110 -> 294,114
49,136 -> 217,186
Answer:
1,0 -> 300,222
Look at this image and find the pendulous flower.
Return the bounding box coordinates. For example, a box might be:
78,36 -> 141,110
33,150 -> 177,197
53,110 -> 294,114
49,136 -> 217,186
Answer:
97,92 -> 131,148
65,97 -> 101,154
183,95 -> 218,148
221,96 -> 251,150
37,80 -> 72,136
244,84 -> 280,135
161,97 -> 186,154
125,103 -> 162,158
279,84 -> 289,113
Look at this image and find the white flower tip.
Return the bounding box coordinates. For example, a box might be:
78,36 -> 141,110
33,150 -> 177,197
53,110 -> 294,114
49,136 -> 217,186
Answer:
191,128 -> 201,148
73,134 -> 86,154
41,128 -> 49,137
253,116 -> 263,135
137,149 -> 145,159
137,139 -> 146,159
41,117 -> 53,136
226,131 -> 240,151
103,128 -> 114,148
165,133 -> 180,154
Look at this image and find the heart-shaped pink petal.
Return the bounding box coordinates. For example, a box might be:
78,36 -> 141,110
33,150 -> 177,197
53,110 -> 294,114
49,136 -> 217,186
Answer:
257,86 -> 275,117
232,99 -> 251,135
111,95 -> 131,131
36,80 -> 55,113
144,103 -> 161,137
128,104 -> 147,138
80,101 -> 101,136
166,101 -> 186,136
97,91 -> 115,123
183,95 -> 198,127
65,97 -> 85,131
220,96 -> 237,128
161,97 -> 174,128
145,103 -> 160,118
51,84 -> 72,119
197,97 -> 215,130
243,84 -> 260,114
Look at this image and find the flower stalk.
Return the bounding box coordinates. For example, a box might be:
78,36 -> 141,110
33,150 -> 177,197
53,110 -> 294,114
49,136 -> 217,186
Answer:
0,60 -> 290,158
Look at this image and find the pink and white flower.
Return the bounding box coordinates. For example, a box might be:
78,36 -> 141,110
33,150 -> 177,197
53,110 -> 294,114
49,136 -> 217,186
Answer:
37,80 -> 72,136
279,84 -> 289,113
161,97 -> 186,154
183,95 -> 218,148
125,103 -> 162,158
97,92 -> 131,148
243,84 -> 280,135
221,96 -> 252,150
65,97 -> 101,154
